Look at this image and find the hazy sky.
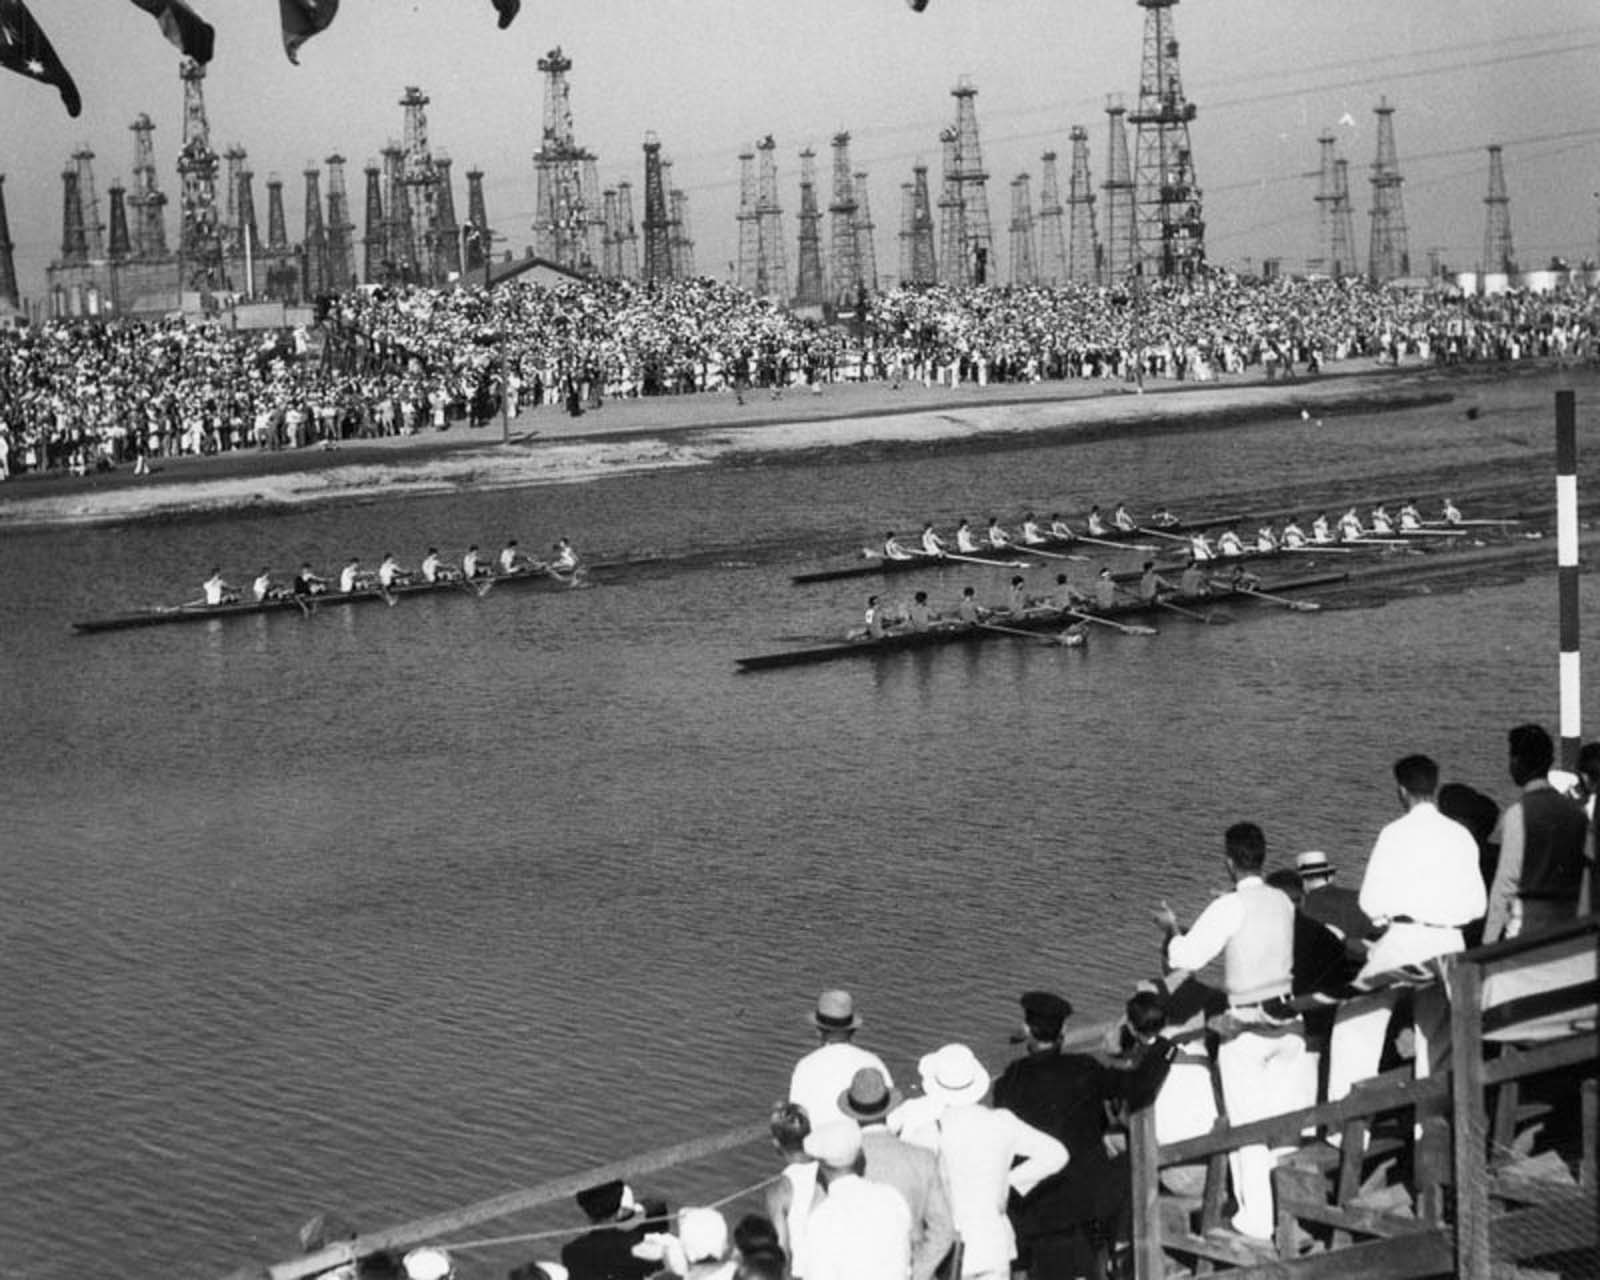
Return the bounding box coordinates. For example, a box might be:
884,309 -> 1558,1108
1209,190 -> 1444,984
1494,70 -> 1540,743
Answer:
4,0 -> 1599,300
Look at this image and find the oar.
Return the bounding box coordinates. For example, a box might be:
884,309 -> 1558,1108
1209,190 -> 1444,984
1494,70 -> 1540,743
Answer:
1430,517 -> 1522,527
1339,537 -> 1411,547
1282,545 -> 1354,555
1158,598 -> 1218,624
1075,533 -> 1160,551
1137,525 -> 1192,544
1215,581 -> 1321,612
944,551 -> 1031,568
1396,528 -> 1469,538
1016,543 -> 1090,562
980,620 -> 1085,647
1062,608 -> 1158,637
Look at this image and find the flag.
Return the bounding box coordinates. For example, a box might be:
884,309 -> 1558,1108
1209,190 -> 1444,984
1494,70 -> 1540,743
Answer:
492,0 -> 519,29
0,0 -> 80,116
280,0 -> 338,64
127,0 -> 215,63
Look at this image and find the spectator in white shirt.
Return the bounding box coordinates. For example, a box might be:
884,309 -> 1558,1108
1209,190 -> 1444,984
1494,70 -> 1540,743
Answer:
789,990 -> 893,1133
802,1120 -> 913,1280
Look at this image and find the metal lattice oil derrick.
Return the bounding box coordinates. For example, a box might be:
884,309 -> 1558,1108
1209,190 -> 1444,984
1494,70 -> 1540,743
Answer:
937,125 -> 967,286
601,187 -> 621,278
897,178 -> 916,286
0,176 -> 18,308
302,164 -> 327,297
905,163 -> 937,286
532,47 -> 599,273
363,160 -> 385,282
1036,151 -> 1066,284
432,152 -> 460,280
579,156 -> 605,272
1331,157 -> 1357,281
128,114 -> 169,259
381,143 -> 413,282
828,132 -> 860,306
853,171 -> 877,297
1311,132 -> 1336,276
794,146 -> 826,307
1008,172 -> 1036,285
951,77 -> 993,284
641,134 -> 674,283
463,167 -> 488,276
1101,95 -> 1138,281
755,136 -> 788,302
400,86 -> 444,284
1065,126 -> 1100,285
735,146 -> 759,292
221,146 -> 246,259
325,154 -> 356,290
236,162 -> 260,263
73,148 -> 106,262
265,174 -> 289,251
1367,96 -> 1409,282
177,59 -> 223,286
1129,0 -> 1204,278
669,187 -> 694,278
1482,144 -> 1515,278
106,184 -> 130,260
60,163 -> 88,264
616,181 -> 639,279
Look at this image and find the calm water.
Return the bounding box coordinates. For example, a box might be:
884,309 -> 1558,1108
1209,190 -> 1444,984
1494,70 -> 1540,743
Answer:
0,378 -> 1590,1279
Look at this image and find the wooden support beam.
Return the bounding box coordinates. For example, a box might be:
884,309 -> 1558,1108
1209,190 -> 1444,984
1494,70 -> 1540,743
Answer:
1449,958 -> 1492,1279
1130,1102 -> 1165,1280
1220,1229 -> 1453,1280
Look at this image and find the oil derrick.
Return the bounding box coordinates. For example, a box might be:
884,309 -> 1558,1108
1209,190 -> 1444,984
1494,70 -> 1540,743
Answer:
794,146 -> 826,307
1008,172 -> 1036,285
363,161 -> 384,283
1037,151 -> 1066,284
326,154 -> 355,289
220,146 -> 246,259
382,143 -> 413,281
177,58 -> 223,288
463,167 -> 488,276
0,176 -> 18,307
532,47 -> 600,273
264,173 -> 299,301
829,132 -> 861,306
1331,158 -> 1357,281
128,114 -> 168,259
433,153 -> 460,279
937,126 -> 967,286
1129,0 -> 1203,277
302,165 -> 328,298
1101,96 -> 1138,281
74,148 -> 106,262
1367,96 -> 1409,282
107,185 -> 131,260
400,87 -> 444,283
616,181 -> 639,279
669,187 -> 694,277
735,146 -> 758,292
854,172 -> 877,296
601,188 -> 621,277
903,164 -> 936,285
641,134 -> 674,283
236,162 -> 260,266
951,77 -> 993,284
59,164 -> 88,263
755,137 -> 789,302
1482,144 -> 1515,278
1065,126 -> 1100,285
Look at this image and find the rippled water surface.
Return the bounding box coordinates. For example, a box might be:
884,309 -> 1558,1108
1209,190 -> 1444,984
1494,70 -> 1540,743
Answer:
1,380 -> 1591,1279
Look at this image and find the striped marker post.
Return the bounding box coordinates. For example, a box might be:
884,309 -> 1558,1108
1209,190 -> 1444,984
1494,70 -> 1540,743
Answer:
1556,390 -> 1580,770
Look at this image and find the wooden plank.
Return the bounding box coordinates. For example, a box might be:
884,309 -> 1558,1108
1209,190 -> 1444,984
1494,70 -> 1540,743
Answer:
1218,1229 -> 1453,1280
1583,1075 -> 1597,1193
1273,1194 -> 1428,1241
1449,958 -> 1492,1279
1331,1116 -> 1371,1249
1481,1032 -> 1598,1085
1130,1103 -> 1166,1280
1493,1197 -> 1600,1260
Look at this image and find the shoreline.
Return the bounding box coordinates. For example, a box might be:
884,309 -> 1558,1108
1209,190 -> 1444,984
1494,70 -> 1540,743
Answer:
0,360 -> 1510,532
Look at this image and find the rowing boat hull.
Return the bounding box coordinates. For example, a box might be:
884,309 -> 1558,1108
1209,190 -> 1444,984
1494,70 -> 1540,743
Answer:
737,572 -> 1347,670
72,565 -> 586,634
789,512 -> 1251,584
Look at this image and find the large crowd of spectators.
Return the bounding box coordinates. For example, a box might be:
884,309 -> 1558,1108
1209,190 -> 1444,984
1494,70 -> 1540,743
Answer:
3,273 -> 1598,479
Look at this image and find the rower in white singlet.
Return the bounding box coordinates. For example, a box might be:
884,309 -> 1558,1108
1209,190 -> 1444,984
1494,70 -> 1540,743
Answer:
883,532 -> 914,560
377,553 -> 407,590
955,521 -> 982,554
1020,513 -> 1046,545
1442,497 -> 1463,525
203,569 -> 239,606
1113,503 -> 1137,532
1086,506 -> 1110,537
500,540 -> 527,573
1093,567 -> 1119,610
986,517 -> 1012,549
1337,507 -> 1365,542
1255,525 -> 1279,552
1370,505 -> 1394,535
921,523 -> 947,557
1281,520 -> 1308,549
1398,500 -> 1423,531
1049,512 -> 1075,540
1148,505 -> 1179,527
863,595 -> 888,639
251,568 -> 276,602
550,539 -> 579,572
462,544 -> 488,579
1311,513 -> 1333,543
1189,532 -> 1216,562
337,558 -> 365,594
421,548 -> 445,583
1217,528 -> 1246,557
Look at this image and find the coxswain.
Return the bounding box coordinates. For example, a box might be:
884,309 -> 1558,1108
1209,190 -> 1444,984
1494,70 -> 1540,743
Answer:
1311,512 -> 1333,544
1370,505 -> 1394,535
1337,507 -> 1365,542
1255,525 -> 1279,552
1281,519 -> 1308,549
1049,512 -> 1076,541
550,538 -> 579,572
251,568 -> 278,602
293,562 -> 328,597
1086,505 -> 1110,537
377,553 -> 408,590
462,544 -> 489,579
1138,559 -> 1174,604
955,586 -> 985,625
1442,497 -> 1463,525
1217,527 -> 1246,557
1148,505 -> 1179,527
420,548 -> 445,583
203,568 -> 240,606
921,522 -> 947,557
986,517 -> 1013,549
955,520 -> 982,553
1398,499 -> 1423,531
1189,531 -> 1216,561
500,539 -> 527,573
905,590 -> 935,631
883,531 -> 914,561
1113,503 -> 1138,532
1094,567 -> 1119,611
338,557 -> 365,594
1020,512 -> 1046,545
1179,557 -> 1210,597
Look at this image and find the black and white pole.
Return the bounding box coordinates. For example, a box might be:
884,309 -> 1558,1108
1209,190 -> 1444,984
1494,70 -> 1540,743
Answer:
1556,390 -> 1580,770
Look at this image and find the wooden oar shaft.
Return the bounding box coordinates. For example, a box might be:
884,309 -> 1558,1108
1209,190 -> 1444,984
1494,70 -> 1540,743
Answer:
1137,526 -> 1191,543
945,551 -> 1027,567
1076,533 -> 1157,551
1063,608 -> 1152,636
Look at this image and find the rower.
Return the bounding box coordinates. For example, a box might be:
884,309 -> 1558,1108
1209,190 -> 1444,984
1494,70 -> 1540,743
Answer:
1255,525 -> 1279,552
1086,505 -> 1110,537
251,568 -> 278,602
462,544 -> 489,580
1093,567 -> 1119,611
955,586 -> 986,625
1337,507 -> 1365,542
883,531 -> 915,561
1398,499 -> 1423,531
1052,572 -> 1089,611
955,520 -> 982,554
500,539 -> 527,573
377,553 -> 408,590
1148,505 -> 1179,527
1442,497 -> 1463,525
1370,504 -> 1394,535
986,517 -> 1013,549
338,557 -> 365,594
550,539 -> 579,572
921,522 -> 947,557
1189,531 -> 1216,562
1222,564 -> 1262,592
1049,512 -> 1076,541
1217,527 -> 1246,557
1281,519 -> 1308,549
1311,512 -> 1333,544
420,548 -> 446,583
1020,512 -> 1046,545
203,568 -> 240,606
1113,503 -> 1137,532
293,562 -> 328,597
1003,574 -> 1030,615
863,595 -> 888,639
905,590 -> 935,632
1179,557 -> 1211,597
1138,559 -> 1174,604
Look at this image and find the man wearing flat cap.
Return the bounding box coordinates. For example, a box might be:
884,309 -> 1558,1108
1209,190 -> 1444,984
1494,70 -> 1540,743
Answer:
789,988 -> 894,1132
993,991 -> 1120,1280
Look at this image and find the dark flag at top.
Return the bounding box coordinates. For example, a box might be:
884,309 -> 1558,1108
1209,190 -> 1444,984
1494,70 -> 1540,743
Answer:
0,0 -> 80,116
279,0 -> 338,64
492,0 -> 520,29
128,0 -> 215,62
